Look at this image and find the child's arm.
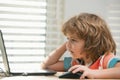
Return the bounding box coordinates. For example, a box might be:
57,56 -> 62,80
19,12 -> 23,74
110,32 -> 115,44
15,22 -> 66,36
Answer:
69,62 -> 120,79
93,62 -> 120,79
41,42 -> 67,71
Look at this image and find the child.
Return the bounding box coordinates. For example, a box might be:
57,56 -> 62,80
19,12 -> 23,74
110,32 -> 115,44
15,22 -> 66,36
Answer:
41,13 -> 120,79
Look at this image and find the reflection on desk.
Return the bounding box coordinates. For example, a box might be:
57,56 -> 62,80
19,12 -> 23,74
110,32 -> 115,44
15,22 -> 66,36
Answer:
0,72 -> 79,80
1,72 -> 118,80
1,76 -> 58,80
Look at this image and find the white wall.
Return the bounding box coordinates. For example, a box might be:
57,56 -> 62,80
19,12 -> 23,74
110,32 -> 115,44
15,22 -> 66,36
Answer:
64,0 -> 107,21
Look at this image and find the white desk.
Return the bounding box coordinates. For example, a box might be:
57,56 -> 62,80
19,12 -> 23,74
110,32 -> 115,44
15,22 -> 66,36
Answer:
1,76 -> 60,80
0,72 -> 79,80
0,72 -> 118,80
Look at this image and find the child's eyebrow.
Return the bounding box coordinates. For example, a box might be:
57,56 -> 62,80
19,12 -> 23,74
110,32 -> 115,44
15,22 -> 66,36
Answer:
66,33 -> 79,39
70,36 -> 79,39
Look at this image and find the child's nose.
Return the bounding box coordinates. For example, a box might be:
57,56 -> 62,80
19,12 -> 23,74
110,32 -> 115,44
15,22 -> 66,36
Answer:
66,41 -> 71,50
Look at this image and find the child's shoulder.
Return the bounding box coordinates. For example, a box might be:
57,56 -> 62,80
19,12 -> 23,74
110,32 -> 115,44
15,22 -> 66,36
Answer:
90,53 -> 120,69
102,53 -> 120,68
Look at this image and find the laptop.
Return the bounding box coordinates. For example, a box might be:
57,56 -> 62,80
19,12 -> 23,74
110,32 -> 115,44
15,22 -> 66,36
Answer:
0,30 -> 56,77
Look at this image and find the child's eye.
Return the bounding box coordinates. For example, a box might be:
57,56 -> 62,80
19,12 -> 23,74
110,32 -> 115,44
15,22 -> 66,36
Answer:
70,39 -> 77,43
71,39 -> 75,42
66,38 -> 77,43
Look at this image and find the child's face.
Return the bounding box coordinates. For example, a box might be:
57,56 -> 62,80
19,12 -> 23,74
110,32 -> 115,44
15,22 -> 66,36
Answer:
66,33 -> 86,59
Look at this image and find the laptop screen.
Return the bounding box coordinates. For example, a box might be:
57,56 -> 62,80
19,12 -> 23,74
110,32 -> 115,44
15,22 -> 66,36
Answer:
0,30 -> 56,76
0,30 -> 10,76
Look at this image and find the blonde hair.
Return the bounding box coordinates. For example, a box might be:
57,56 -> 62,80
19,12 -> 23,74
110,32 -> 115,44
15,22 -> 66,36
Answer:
62,13 -> 116,62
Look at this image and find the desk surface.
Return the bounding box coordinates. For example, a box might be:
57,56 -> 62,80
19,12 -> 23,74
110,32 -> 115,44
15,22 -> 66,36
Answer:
1,76 -> 71,80
0,72 -> 118,80
0,72 -> 79,80
1,76 -> 118,80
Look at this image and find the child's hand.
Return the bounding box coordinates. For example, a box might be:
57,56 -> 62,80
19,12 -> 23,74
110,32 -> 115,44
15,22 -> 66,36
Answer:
68,65 -> 97,79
